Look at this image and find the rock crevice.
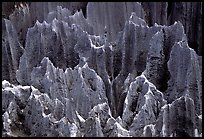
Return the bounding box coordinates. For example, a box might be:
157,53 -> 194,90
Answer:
2,2 -> 202,137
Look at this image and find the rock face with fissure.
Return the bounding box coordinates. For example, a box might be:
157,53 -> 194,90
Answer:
153,95 -> 201,137
16,19 -> 80,85
3,2 -> 201,56
167,2 -> 202,55
122,74 -> 167,136
2,19 -> 24,84
2,2 -> 202,137
87,2 -> 145,43
166,41 -> 202,115
31,57 -> 108,119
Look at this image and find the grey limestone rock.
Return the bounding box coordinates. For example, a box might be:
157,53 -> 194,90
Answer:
167,41 -> 202,115
23,87 -> 80,137
16,19 -> 81,85
83,116 -> 104,137
30,57 -> 108,119
103,117 -> 131,137
2,19 -> 24,84
87,2 -> 145,43
46,6 -> 93,35
2,2 -> 202,137
88,103 -> 112,129
3,2 -> 88,49
46,6 -> 72,23
122,74 -> 166,136
144,21 -> 187,92
167,2 -> 202,55
8,3 -> 32,46
141,2 -> 202,55
2,82 -> 33,137
154,95 -> 199,137
112,16 -> 163,117
84,103 -> 130,137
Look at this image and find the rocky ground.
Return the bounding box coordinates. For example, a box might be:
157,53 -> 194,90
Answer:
2,2 -> 202,137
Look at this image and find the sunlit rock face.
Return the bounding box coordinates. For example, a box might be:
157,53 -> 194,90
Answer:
122,74 -> 167,136
2,2 -> 202,137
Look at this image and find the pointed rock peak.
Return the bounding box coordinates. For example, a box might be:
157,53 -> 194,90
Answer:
4,18 -> 11,25
89,103 -> 111,116
56,5 -> 63,11
41,57 -> 52,65
35,20 -> 41,26
154,22 -> 160,27
2,80 -> 12,89
76,111 -> 85,123
135,73 -> 147,82
72,9 -> 83,17
168,21 -> 186,38
82,62 -> 89,69
42,20 -> 49,26
176,40 -> 188,48
129,12 -> 147,27
52,17 -> 61,25
173,21 -> 184,30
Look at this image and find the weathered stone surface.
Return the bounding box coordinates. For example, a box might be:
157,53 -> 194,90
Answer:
167,41 -> 202,115
23,87 -> 80,137
140,2 -> 202,55
2,2 -> 202,137
3,2 -> 88,46
3,2 -> 201,55
87,2 -> 145,43
144,21 -> 187,92
167,2 -> 202,55
103,117 -> 131,137
46,6 -> 93,35
2,19 -> 24,84
2,82 -> 32,137
83,116 -> 104,137
154,95 -> 200,137
29,2 -> 87,23
30,57 -> 108,119
88,103 -> 112,129
8,3 -> 32,46
122,74 -> 166,136
16,19 -> 81,85
84,103 -> 130,137
112,16 -> 163,117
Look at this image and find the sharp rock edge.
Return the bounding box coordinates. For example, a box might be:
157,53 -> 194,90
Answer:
2,2 -> 202,137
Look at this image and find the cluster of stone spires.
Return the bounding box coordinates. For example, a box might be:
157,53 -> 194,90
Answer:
2,2 -> 202,137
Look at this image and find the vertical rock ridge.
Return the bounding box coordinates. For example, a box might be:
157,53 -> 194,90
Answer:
2,2 -> 202,137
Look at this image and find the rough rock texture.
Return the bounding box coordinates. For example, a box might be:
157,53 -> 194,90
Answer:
122,74 -> 167,136
166,41 -> 202,115
2,2 -> 202,137
153,95 -> 201,137
167,2 -> 202,55
30,57 -> 108,119
2,2 -> 88,49
87,2 -> 145,43
2,19 -> 24,84
112,16 -> 162,117
2,2 -> 201,55
140,2 -> 202,55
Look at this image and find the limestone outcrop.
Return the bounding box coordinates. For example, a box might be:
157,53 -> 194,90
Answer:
2,2 -> 202,137
2,19 -> 24,84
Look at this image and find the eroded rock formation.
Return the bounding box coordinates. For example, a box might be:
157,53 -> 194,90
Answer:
2,2 -> 202,137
